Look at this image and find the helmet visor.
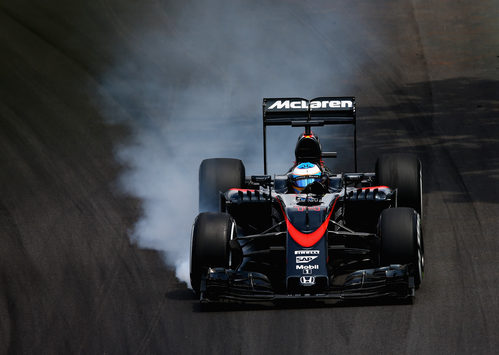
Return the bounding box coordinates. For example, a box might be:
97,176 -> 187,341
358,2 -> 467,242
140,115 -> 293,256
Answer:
293,176 -> 320,188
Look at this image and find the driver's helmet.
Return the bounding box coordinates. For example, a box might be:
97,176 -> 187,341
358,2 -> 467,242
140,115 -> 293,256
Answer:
290,162 -> 322,193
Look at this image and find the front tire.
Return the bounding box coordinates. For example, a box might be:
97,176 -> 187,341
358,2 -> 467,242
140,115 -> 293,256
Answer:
190,212 -> 236,295
379,207 -> 424,288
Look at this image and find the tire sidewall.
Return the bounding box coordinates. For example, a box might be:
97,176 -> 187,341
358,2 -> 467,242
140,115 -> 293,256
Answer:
199,158 -> 245,212
379,207 -> 423,288
376,154 -> 422,216
190,212 -> 235,294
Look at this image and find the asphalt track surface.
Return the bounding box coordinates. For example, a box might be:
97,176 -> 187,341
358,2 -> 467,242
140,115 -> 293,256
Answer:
1,1 -> 498,354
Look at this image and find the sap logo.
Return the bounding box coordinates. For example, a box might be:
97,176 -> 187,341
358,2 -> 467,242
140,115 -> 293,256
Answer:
296,264 -> 319,270
295,250 -> 320,255
300,276 -> 316,286
296,256 -> 318,263
267,100 -> 353,110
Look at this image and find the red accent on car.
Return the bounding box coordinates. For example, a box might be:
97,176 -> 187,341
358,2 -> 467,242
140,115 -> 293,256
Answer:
361,186 -> 389,190
279,197 -> 338,248
229,188 -> 256,193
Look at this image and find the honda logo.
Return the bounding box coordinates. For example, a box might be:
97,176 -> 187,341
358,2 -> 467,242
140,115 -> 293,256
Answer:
300,276 -> 316,286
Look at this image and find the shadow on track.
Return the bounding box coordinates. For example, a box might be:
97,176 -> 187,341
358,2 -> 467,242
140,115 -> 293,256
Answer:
165,288 -> 414,313
360,77 -> 499,202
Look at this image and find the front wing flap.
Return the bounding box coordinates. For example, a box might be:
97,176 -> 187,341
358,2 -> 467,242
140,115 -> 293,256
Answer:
200,264 -> 414,303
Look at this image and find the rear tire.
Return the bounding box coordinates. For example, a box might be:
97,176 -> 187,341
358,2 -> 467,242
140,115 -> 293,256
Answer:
190,212 -> 236,294
379,207 -> 424,288
376,154 -> 422,216
199,158 -> 245,212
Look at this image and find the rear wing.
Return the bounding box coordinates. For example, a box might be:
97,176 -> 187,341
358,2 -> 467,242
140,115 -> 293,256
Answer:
262,97 -> 357,173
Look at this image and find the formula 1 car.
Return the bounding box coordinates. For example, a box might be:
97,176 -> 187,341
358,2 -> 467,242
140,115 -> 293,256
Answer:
190,97 -> 424,304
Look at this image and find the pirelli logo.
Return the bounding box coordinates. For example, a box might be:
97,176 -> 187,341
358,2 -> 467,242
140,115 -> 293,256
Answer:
295,250 -> 320,255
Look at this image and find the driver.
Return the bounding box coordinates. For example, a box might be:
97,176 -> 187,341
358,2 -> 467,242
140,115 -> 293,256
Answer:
289,162 -> 324,193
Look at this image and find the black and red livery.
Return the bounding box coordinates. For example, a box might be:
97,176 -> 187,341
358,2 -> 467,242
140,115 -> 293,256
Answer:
191,97 -> 424,304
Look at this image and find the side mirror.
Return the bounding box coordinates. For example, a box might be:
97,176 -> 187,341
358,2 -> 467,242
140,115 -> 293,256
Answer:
343,173 -> 363,183
251,175 -> 272,186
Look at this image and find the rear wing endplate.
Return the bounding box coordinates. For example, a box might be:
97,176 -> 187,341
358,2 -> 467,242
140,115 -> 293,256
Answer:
262,97 -> 357,174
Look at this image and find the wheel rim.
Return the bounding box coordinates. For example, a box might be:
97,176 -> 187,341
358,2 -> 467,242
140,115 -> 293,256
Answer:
228,220 -> 236,268
419,168 -> 423,218
416,213 -> 424,284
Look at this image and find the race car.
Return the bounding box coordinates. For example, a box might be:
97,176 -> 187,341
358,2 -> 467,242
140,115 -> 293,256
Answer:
190,97 -> 424,304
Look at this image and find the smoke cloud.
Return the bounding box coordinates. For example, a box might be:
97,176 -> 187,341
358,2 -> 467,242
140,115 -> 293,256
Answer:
100,1 -> 361,286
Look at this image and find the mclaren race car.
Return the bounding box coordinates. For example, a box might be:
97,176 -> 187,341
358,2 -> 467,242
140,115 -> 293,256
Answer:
190,97 -> 424,304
